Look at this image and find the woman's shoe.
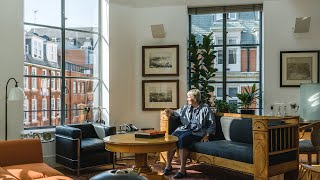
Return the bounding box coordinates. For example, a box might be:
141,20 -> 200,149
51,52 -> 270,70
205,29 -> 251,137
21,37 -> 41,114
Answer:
162,167 -> 173,176
173,171 -> 187,179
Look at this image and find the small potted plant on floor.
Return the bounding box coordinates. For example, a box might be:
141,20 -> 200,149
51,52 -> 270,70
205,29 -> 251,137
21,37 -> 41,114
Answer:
236,83 -> 260,114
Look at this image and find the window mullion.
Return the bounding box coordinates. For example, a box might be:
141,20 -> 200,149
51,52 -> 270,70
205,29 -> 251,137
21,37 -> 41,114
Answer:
60,0 -> 66,125
222,13 -> 227,101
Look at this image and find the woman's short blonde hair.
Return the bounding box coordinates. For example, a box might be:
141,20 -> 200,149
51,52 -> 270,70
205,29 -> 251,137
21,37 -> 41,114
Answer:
187,89 -> 201,102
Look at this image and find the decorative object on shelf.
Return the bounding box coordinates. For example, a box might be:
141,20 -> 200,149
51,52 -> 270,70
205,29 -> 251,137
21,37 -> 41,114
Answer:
289,102 -> 299,116
42,132 -> 52,141
5,78 -> 25,140
188,32 -> 217,107
280,51 -> 319,87
236,83 -> 261,114
142,80 -> 179,111
142,45 -> 179,76
95,107 -> 106,124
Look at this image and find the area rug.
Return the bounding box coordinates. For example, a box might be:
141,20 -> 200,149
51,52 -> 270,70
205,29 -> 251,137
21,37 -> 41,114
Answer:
56,157 -> 252,180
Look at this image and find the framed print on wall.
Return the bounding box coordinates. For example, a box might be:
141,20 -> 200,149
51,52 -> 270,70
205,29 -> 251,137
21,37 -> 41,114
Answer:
142,45 -> 179,76
280,51 -> 319,87
142,80 -> 179,111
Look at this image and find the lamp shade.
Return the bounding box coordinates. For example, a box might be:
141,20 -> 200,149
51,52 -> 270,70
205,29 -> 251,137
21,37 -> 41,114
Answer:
8,87 -> 25,101
300,83 -> 320,121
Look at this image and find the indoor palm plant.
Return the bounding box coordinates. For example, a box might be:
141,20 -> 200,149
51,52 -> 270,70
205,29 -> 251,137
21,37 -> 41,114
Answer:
188,32 -> 218,107
236,83 -> 261,114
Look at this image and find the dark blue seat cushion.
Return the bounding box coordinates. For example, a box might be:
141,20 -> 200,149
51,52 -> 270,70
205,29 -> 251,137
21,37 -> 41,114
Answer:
193,140 -> 253,164
81,138 -> 105,153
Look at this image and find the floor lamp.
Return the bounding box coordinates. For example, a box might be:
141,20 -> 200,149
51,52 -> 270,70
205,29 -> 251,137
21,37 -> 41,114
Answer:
5,78 -> 25,140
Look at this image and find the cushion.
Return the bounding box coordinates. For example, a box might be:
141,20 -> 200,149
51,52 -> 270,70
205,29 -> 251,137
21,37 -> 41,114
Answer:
93,124 -> 107,140
0,167 -> 17,179
0,139 -> 43,166
220,117 -> 253,144
3,163 -> 64,180
300,139 -> 318,152
81,138 -> 105,153
193,140 -> 253,164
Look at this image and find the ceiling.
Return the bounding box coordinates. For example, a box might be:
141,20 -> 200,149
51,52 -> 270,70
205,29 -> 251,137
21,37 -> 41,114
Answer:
110,0 -> 266,8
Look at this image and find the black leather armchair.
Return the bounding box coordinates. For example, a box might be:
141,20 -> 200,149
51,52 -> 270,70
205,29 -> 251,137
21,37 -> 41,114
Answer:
55,123 -> 116,175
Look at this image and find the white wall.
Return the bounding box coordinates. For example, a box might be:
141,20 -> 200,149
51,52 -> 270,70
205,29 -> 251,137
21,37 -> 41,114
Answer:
109,0 -> 320,130
109,4 -> 188,130
0,0 -> 24,140
263,0 -> 320,112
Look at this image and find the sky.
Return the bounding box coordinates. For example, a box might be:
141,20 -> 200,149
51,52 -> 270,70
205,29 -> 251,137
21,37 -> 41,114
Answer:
24,0 -> 98,28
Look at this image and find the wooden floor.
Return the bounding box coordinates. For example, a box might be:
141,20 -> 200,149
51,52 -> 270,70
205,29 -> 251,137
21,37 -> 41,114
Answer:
55,132 -> 319,180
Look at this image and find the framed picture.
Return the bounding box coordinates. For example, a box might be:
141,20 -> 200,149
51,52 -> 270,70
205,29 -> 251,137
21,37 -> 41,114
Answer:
142,80 -> 179,111
142,45 -> 179,76
280,51 -> 319,87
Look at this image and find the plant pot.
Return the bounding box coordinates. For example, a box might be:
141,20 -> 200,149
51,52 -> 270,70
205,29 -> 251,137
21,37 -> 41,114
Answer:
240,109 -> 255,115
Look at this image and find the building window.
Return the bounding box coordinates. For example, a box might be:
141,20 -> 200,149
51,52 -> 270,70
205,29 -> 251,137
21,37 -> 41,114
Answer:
24,66 -> 28,89
228,49 -> 237,64
81,82 -> 85,94
72,104 -> 77,116
216,87 -> 223,98
228,13 -> 237,20
57,98 -> 61,112
228,100 -> 238,106
51,98 -> 55,118
42,98 -> 47,120
65,105 -> 68,118
216,13 -> 223,20
228,87 -> 238,97
73,81 -> 77,94
24,99 -> 29,122
57,72 -> 61,90
51,71 -> 55,90
217,50 -> 223,64
47,43 -> 57,62
32,98 -> 37,122
77,81 -> 81,94
31,67 -> 37,89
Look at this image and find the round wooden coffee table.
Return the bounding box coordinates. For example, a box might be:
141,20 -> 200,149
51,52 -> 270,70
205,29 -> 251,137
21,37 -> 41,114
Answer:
104,133 -> 178,173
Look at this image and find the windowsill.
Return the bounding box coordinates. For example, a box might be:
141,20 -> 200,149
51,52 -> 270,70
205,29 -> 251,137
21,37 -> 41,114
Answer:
23,128 -> 56,134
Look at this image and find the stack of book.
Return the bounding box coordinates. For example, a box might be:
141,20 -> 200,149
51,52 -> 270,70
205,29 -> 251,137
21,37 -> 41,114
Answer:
135,130 -> 166,138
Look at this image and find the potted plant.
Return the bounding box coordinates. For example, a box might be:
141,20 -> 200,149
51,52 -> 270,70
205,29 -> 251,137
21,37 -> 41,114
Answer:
188,32 -> 218,107
236,83 -> 261,114
214,99 -> 238,114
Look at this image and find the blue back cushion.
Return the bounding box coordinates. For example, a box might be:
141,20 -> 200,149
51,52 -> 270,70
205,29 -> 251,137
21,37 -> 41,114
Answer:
220,117 -> 253,144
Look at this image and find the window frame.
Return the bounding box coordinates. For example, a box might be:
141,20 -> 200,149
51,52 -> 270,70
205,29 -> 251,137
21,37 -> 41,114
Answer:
189,10 -> 263,114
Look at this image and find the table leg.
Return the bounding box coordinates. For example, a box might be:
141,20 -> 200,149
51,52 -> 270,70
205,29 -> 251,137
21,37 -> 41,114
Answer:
134,153 -> 152,173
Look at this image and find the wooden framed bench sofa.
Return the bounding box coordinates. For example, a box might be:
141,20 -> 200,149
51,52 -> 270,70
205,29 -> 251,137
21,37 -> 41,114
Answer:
160,112 -> 300,180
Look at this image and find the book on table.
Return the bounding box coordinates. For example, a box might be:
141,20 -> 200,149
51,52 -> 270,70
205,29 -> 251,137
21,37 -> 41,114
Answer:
135,130 -> 166,138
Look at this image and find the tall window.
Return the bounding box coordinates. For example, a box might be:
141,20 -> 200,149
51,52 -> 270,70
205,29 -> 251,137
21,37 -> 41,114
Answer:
24,0 -> 101,128
189,5 -> 263,114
